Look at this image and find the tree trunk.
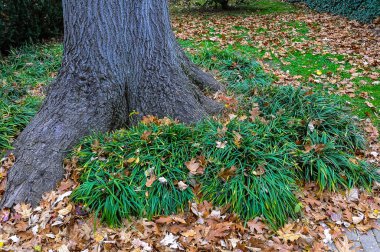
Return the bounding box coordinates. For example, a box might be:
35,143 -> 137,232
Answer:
220,0 -> 229,10
1,0 -> 223,208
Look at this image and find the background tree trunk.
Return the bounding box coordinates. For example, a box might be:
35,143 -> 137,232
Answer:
1,0 -> 223,208
219,0 -> 229,10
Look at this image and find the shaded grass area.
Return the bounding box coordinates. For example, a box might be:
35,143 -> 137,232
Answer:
0,43 -> 62,152
249,0 -> 300,15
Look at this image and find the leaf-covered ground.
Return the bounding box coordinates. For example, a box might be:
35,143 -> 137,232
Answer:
0,0 -> 380,251
173,1 -> 380,127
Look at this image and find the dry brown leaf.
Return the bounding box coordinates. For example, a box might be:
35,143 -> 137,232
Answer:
146,175 -> 156,187
185,158 -> 204,175
141,131 -> 152,140
218,166 -> 237,181
58,204 -> 73,216
182,229 -> 196,237
335,236 -> 352,252
155,216 -> 173,224
247,218 -> 267,234
252,164 -> 265,176
249,105 -> 261,121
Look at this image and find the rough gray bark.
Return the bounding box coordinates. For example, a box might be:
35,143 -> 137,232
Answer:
1,0 -> 223,207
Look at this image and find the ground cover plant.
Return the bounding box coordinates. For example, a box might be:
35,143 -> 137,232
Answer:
0,0 -> 379,250
70,69 -> 379,229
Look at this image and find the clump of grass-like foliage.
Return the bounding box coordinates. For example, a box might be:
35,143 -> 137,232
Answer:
197,119 -> 301,228
251,86 -> 377,191
71,118 -> 197,226
71,85 -> 379,229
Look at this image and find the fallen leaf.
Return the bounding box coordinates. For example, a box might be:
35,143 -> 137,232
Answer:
155,216 -> 173,224
9,235 -> 20,243
94,233 -> 104,243
335,236 -> 352,252
178,181 -> 188,191
185,158 -> 204,175
58,204 -> 73,216
160,233 -> 181,249
132,238 -> 153,251
57,245 -> 70,252
247,218 -> 267,234
216,141 -> 227,149
141,131 -> 152,140
252,164 -> 265,176
146,175 -> 156,187
352,213 -> 364,224
250,105 -> 261,121
278,233 -> 301,242
365,101 -> 375,109
308,121 -> 315,132
158,177 -> 167,183
323,229 -> 333,244
53,191 -> 72,206
182,229 -> 196,237
233,131 -> 242,148
218,166 -> 237,181
126,157 -> 136,163
346,188 -> 359,202
172,216 -> 187,224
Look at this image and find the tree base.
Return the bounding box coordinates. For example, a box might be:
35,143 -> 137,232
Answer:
1,63 -> 223,208
0,0 -> 224,208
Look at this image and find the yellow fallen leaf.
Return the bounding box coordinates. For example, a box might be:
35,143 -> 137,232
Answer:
94,233 -> 104,243
126,157 -> 136,163
316,70 -> 323,75
279,233 -> 301,242
182,229 -> 196,237
233,131 -> 242,148
58,204 -> 73,216
34,245 -> 42,252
